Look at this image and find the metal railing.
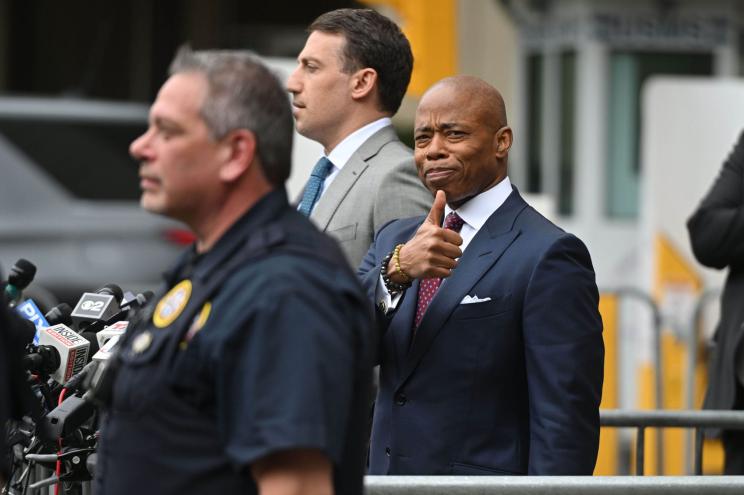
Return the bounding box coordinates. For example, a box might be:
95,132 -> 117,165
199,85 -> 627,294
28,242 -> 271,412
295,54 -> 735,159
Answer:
601,287 -> 665,472
601,409 -> 744,475
684,288 -> 721,472
365,475 -> 744,494
603,287 -> 664,411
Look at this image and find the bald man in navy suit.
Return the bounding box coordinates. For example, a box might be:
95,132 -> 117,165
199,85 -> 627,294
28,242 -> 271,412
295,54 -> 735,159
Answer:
359,76 -> 604,475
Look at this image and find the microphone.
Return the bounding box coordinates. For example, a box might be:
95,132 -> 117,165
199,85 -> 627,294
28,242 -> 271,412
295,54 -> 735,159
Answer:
70,284 -> 123,331
37,324 -> 90,384
15,299 -> 50,345
92,334 -> 122,363
91,324 -> 128,363
121,290 -> 154,310
64,326 -> 117,392
21,317 -> 59,377
96,320 -> 129,350
41,395 -> 95,445
12,318 -> 38,347
45,303 -> 73,326
22,344 -> 61,377
4,259 -> 36,307
99,283 -> 124,301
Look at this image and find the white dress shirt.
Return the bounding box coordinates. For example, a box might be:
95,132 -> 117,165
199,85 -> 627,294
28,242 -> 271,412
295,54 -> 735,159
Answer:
378,176 -> 513,311
441,176 -> 513,253
299,117 -> 392,214
321,117 -> 392,195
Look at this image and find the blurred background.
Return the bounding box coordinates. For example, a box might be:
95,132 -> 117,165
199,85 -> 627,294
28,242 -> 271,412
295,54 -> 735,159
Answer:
3,0 -> 744,475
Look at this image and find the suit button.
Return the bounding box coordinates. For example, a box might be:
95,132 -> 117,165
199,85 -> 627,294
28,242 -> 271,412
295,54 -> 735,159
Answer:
378,300 -> 388,313
385,447 -> 391,456
395,393 -> 407,406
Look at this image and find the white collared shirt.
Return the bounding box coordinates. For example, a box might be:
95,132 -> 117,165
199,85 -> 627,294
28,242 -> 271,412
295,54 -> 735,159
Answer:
377,176 -> 513,312
322,117 -> 392,194
442,176 -> 513,253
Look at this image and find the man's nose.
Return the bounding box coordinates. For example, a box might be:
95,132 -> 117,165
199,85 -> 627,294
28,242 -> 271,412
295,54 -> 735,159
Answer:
425,133 -> 448,160
130,129 -> 152,161
286,66 -> 301,94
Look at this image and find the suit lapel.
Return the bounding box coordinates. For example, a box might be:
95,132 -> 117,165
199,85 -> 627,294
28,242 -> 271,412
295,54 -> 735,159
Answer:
311,155 -> 367,231
390,278 -> 421,369
397,189 -> 528,385
310,127 -> 399,231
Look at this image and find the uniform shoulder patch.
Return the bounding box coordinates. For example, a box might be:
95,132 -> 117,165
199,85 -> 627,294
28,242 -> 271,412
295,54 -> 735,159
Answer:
153,279 -> 192,328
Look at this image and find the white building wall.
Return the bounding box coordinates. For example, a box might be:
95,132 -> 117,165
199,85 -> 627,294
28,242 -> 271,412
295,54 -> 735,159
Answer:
505,0 -> 740,289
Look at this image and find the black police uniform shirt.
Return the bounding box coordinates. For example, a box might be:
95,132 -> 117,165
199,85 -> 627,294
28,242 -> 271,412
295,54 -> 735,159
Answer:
95,189 -> 374,495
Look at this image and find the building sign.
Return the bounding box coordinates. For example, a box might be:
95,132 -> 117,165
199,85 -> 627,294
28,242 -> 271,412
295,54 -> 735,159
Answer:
593,13 -> 729,48
521,10 -> 730,49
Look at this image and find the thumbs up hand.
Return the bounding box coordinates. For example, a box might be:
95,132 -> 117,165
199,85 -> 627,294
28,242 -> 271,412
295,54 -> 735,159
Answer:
424,188 -> 447,227
387,190 -> 463,283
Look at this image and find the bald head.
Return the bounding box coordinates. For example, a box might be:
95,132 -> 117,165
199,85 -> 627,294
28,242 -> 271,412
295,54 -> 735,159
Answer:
413,76 -> 513,209
423,75 -> 508,130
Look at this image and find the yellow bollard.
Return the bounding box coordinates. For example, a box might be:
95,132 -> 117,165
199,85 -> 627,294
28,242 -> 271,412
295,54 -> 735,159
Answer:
595,293 -> 618,475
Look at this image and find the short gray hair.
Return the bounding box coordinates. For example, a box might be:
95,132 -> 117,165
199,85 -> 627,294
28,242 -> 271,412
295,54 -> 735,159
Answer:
169,46 -> 293,186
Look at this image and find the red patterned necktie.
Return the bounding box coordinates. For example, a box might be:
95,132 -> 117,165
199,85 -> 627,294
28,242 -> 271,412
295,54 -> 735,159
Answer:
414,211 -> 465,328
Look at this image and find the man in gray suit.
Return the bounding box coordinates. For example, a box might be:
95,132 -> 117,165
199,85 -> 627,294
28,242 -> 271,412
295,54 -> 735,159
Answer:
287,8 -> 431,268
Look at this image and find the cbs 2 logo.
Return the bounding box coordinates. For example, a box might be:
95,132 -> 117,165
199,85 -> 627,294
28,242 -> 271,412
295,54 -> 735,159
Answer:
81,300 -> 105,312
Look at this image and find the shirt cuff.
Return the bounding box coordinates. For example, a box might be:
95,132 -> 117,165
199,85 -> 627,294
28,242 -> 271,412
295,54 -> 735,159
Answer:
377,274 -> 403,314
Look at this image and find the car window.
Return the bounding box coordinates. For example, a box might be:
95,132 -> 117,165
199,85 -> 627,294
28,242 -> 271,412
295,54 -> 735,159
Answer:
0,119 -> 144,201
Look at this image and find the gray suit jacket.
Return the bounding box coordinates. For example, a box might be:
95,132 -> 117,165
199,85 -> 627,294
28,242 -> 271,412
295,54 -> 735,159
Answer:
309,126 -> 432,268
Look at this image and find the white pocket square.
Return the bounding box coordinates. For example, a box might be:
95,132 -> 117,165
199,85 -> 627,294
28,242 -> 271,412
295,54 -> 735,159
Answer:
460,294 -> 492,305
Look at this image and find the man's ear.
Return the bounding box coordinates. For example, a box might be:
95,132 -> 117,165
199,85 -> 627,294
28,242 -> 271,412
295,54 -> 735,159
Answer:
494,126 -> 513,159
219,129 -> 257,182
350,68 -> 378,101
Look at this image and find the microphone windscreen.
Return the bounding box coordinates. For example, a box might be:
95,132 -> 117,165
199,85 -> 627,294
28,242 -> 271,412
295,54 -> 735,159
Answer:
14,318 -> 37,345
8,259 -> 37,290
45,303 -> 73,326
98,284 -> 123,302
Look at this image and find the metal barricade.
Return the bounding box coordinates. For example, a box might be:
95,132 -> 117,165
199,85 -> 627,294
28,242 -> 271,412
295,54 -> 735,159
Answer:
601,409 -> 744,475
604,287 -> 665,413
365,475 -> 744,494
600,287 -> 664,473
684,288 -> 721,473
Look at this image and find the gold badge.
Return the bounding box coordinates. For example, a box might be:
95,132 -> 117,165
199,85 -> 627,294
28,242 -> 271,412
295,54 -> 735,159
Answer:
131,331 -> 153,354
180,302 -> 212,350
193,301 -> 211,332
153,280 -> 192,328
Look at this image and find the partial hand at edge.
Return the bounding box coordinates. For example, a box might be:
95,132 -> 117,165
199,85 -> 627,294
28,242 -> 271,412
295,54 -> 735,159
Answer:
251,449 -> 333,495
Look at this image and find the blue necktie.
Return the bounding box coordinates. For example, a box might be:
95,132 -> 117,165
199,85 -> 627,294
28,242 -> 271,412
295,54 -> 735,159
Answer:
298,157 -> 334,217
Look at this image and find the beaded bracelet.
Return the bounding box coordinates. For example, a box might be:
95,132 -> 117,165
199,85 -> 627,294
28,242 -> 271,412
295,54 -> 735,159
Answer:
392,244 -> 412,282
381,248 -> 412,293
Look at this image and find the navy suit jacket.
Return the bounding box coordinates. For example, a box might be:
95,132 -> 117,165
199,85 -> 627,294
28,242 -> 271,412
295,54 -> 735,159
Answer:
359,187 -> 604,475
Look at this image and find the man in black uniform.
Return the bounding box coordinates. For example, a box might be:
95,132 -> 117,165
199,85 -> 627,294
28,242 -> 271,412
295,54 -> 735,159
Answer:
94,47 -> 374,495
